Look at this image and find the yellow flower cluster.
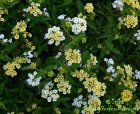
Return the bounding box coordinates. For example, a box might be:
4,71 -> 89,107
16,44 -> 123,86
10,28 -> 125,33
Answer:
88,96 -> 101,109
121,90 -> 133,102
25,40 -> 36,52
116,65 -> 136,89
3,57 -> 27,77
54,74 -> 71,94
84,3 -> 94,13
82,108 -> 95,114
74,108 -> 80,114
27,103 -> 37,113
118,15 -> 138,28
72,69 -> 89,81
122,0 -> 140,9
83,77 -> 106,97
78,13 -> 86,19
65,21 -> 72,28
57,66 -> 65,74
55,108 -> 61,114
27,2 -> 42,16
0,8 -> 8,21
135,99 -> 140,111
47,71 -> 54,77
30,62 -> 37,69
65,49 -> 81,66
31,103 -> 37,110
11,20 -> 32,39
86,54 -> 98,68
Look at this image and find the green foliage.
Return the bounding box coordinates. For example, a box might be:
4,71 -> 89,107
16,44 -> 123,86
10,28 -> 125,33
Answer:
0,0 -> 140,114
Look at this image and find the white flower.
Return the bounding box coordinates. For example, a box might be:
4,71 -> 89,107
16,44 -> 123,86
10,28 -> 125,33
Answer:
65,17 -> 72,21
71,17 -> 87,34
27,51 -> 33,58
108,58 -> 114,65
8,39 -> 12,43
109,77 -> 113,81
78,95 -> 83,100
112,73 -> 117,78
24,51 -> 34,63
134,70 -> 140,80
23,8 -> 27,12
26,71 -> 42,86
72,95 -> 87,108
0,34 -> 4,39
104,58 -> 114,65
47,97 -> 52,102
112,0 -> 124,11
55,52 -> 62,58
27,58 -> 31,63
44,26 -> 65,46
41,82 -> 59,102
57,14 -> 66,20
107,66 -> 115,73
3,39 -> 8,42
134,30 -> 140,41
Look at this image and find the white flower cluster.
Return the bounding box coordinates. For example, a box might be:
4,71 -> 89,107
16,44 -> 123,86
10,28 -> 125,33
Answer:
44,26 -> 65,46
84,54 -> 98,68
41,81 -> 59,102
23,51 -> 33,63
112,0 -> 124,11
42,8 -> 49,17
23,4 -> 49,17
134,70 -> 140,80
26,71 -> 42,86
57,14 -> 72,21
72,95 -> 87,108
104,58 -> 117,81
71,17 -> 87,34
57,14 -> 66,20
134,30 -> 140,41
0,34 -> 12,43
55,52 -> 62,58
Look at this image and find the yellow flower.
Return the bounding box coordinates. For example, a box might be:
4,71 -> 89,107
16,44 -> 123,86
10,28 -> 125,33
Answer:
118,15 -> 138,28
83,77 -> 106,97
84,3 -> 94,13
122,0 -> 140,9
3,57 -> 27,77
30,62 -> 36,69
14,34 -> 19,39
31,103 -> 37,109
27,2 -> 42,16
134,99 -> 140,111
54,74 -> 71,94
121,90 -> 133,102
117,65 -> 136,89
72,69 -> 89,81
48,71 -> 54,77
27,107 -> 32,112
11,20 -> 31,39
88,96 -> 101,109
55,108 -> 61,114
86,54 -> 98,68
0,8 -> 8,21
65,49 -> 81,66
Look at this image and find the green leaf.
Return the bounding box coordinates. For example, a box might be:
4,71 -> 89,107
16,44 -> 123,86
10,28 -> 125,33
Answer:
3,42 -> 18,53
0,83 -> 4,93
111,48 -> 121,55
81,50 -> 90,64
0,102 -> 7,110
63,0 -> 72,5
76,0 -> 84,13
87,20 -> 97,31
